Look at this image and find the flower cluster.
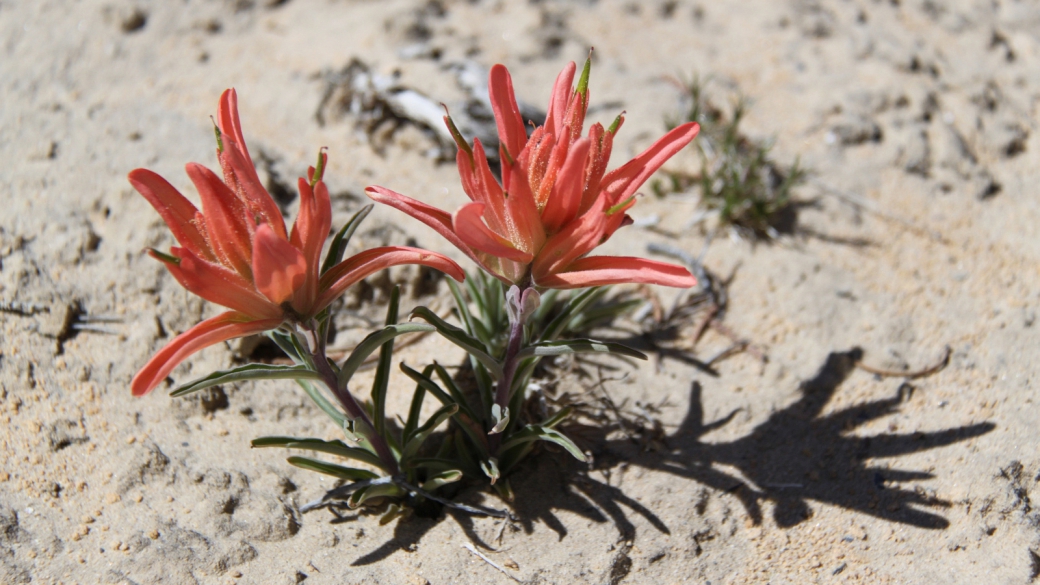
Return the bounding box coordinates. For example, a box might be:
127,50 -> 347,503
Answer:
130,59 -> 699,516
368,59 -> 698,289
130,89 -> 463,397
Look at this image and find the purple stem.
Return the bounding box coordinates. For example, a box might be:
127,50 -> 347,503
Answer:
305,324 -> 400,475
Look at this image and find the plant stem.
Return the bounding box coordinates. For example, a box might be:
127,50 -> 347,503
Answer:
489,285 -> 531,453
305,323 -> 400,474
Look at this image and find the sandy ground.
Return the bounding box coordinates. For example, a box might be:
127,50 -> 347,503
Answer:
2,0 -> 1039,583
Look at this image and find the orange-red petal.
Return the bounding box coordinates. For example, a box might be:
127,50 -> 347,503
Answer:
156,248 -> 280,318
488,64 -> 528,163
453,203 -> 533,263
601,122 -> 700,205
541,137 -> 591,233
252,223 -> 307,305
129,169 -> 214,261
316,246 -> 464,311
365,186 -> 483,267
186,162 -> 254,277
131,312 -> 283,396
535,256 -> 697,289
217,89 -> 287,240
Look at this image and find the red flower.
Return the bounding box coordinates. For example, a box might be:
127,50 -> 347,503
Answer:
130,89 -> 464,396
367,60 -> 699,289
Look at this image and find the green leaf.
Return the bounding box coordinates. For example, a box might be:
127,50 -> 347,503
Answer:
420,469 -> 463,492
500,425 -> 586,462
170,364 -> 320,397
372,285 -> 401,441
378,503 -> 408,525
567,299 -> 642,332
489,404 -> 509,435
286,456 -> 380,481
516,339 -> 647,361
491,477 -> 514,502
321,204 -> 373,275
251,436 -> 386,471
336,322 -> 434,388
539,286 -> 607,342
350,482 -> 402,508
295,379 -> 348,428
431,363 -> 481,420
403,365 -> 434,442
267,331 -> 302,362
404,457 -> 462,474
409,307 -> 503,379
479,457 -> 500,484
446,278 -> 478,337
402,403 -> 458,462
541,405 -> 574,429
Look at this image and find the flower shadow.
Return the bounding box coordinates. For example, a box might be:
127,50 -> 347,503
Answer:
347,348 -> 993,565
584,348 -> 995,529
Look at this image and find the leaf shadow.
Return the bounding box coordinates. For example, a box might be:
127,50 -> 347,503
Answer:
339,347 -> 993,565
585,348 -> 995,529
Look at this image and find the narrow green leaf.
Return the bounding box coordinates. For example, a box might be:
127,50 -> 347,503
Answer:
541,405 -> 574,429
567,299 -> 643,332
409,307 -> 503,379
403,365 -> 434,442
516,339 -> 647,361
480,457 -> 500,484
252,436 -> 387,470
491,477 -> 514,502
267,331 -> 302,362
400,364 -> 490,456
372,286 -> 401,441
402,403 -> 458,462
295,378 -> 348,428
286,456 -> 380,481
170,364 -> 320,397
404,457 -> 461,474
539,286 -> 607,342
379,503 -> 408,525
321,204 -> 374,275
420,469 -> 463,492
446,278 -> 478,336
336,322 -> 434,387
431,363 -> 481,420
350,481 -> 402,507
500,425 -> 586,462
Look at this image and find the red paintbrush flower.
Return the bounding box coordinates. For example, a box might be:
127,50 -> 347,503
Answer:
367,59 -> 700,290
130,89 -> 464,396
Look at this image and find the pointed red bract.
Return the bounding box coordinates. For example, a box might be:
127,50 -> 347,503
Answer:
367,60 -> 699,290
131,312 -> 282,397
130,90 -> 464,396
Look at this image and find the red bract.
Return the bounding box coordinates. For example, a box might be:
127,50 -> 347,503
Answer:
130,89 -> 464,396
367,60 -> 700,289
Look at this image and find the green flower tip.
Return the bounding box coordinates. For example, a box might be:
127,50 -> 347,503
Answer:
442,104 -> 473,162
606,195 -> 635,216
147,248 -> 181,265
311,147 -> 328,187
576,54 -> 592,99
211,119 -> 224,153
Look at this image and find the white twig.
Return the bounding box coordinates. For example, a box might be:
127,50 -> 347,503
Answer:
462,543 -> 522,583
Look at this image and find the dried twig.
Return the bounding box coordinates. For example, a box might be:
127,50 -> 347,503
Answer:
855,346 -> 951,379
815,181 -> 947,244
462,543 -> 523,583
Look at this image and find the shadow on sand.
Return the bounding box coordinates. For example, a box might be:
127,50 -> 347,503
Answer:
346,348 -> 994,564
